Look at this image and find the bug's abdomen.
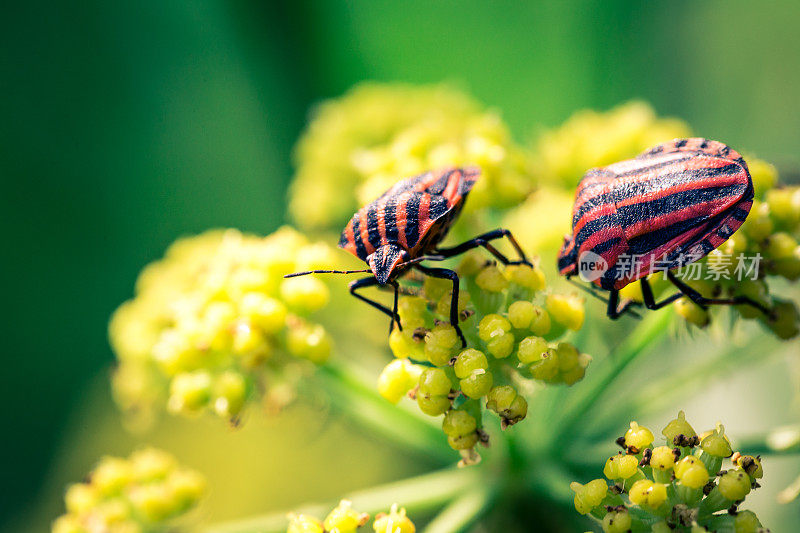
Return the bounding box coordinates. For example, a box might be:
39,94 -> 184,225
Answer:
570,138 -> 753,290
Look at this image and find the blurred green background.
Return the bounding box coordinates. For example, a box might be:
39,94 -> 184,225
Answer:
3,1 -> 800,531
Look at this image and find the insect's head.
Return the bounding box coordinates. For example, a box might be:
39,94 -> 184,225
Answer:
557,234 -> 578,277
367,245 -> 410,285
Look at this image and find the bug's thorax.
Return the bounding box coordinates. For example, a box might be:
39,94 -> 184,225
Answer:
367,244 -> 411,285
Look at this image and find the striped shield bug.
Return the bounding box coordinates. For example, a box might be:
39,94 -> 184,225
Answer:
286,167 -> 530,345
557,137 -> 773,318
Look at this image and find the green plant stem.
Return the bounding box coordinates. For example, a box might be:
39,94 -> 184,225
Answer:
422,484 -> 495,533
584,330 -> 780,440
315,360 -> 453,463
548,311 -> 673,448
204,467 -> 481,533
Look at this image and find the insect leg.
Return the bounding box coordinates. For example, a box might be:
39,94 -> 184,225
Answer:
414,264 -> 467,347
640,277 -> 684,310
434,228 -> 531,266
390,280 -> 401,333
666,271 -> 774,317
606,289 -> 641,319
349,276 -> 401,330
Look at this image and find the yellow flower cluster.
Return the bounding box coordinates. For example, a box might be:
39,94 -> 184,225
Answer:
533,100 -> 691,187
109,227 -> 336,425
287,501 -> 414,533
52,448 -> 205,533
572,412 -> 767,532
290,82 -> 534,231
377,252 -> 590,463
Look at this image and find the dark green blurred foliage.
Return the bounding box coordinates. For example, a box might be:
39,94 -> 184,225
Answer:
2,1 -> 799,531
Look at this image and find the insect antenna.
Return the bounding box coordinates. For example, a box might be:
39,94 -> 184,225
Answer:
284,268 -> 372,278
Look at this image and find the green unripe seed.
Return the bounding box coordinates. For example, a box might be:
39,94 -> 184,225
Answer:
517,336 -> 548,364
528,305 -> 551,336
602,508 -> 632,533
476,265 -> 509,292
734,510 -> 764,533
486,332 -> 515,358
718,468 -> 752,501
454,349 -> 488,377
478,314 -> 512,341
508,300 -> 535,329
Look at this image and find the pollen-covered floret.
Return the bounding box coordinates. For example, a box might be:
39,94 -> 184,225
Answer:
109,227 -> 336,426
52,448 -> 205,533
384,254 -> 590,460
572,412 -> 769,531
290,82 -> 535,231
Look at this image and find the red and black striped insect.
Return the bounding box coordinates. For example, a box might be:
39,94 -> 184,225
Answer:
558,137 -> 772,318
286,167 -> 530,345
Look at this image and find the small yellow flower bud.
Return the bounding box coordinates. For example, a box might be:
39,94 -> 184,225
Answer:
674,456 -> 709,489
64,483 -> 98,515
662,410 -> 696,444
167,468 -> 207,508
373,504 -> 415,533
650,446 -> 676,471
239,293 -> 287,334
323,500 -> 369,533
129,448 -> 176,482
628,479 -> 667,508
287,513 -> 324,533
280,277 -> 330,313
423,277 -> 451,302
397,296 -> 427,331
504,264 -> 546,291
545,293 -> 584,330
570,479 -> 608,514
378,359 -> 423,403
625,421 -> 654,450
436,290 -> 469,318
675,298 -> 710,327
603,454 -> 640,480
286,322 -> 331,364
129,484 -> 174,522
213,371 -> 248,419
92,457 -> 134,496
168,371 -> 213,415
52,515 -> 86,533
388,329 -> 424,360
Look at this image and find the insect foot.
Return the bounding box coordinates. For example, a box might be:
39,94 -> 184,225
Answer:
376,251 -> 591,465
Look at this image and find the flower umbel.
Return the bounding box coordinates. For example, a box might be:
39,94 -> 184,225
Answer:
109,227 -> 336,425
379,253 -> 590,463
571,412 -> 769,532
290,82 -> 534,231
52,448 -> 205,533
